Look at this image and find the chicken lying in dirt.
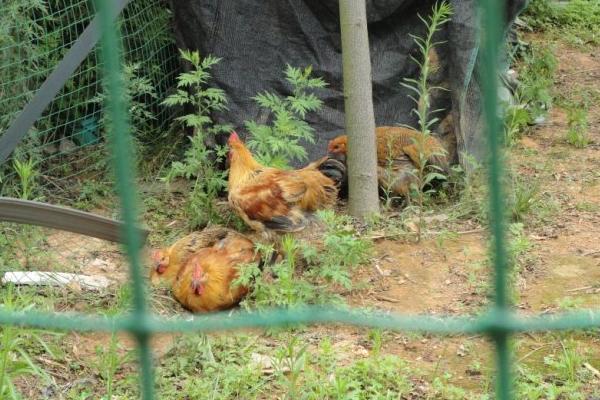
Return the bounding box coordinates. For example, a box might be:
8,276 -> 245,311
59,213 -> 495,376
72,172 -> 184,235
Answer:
149,226 -> 264,312
149,225 -> 232,286
327,126 -> 449,197
227,131 -> 345,238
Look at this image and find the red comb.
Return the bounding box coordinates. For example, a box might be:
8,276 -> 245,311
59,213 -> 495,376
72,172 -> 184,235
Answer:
228,131 -> 240,143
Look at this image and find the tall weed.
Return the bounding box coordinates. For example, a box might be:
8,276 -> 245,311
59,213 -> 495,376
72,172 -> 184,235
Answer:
245,65 -> 327,168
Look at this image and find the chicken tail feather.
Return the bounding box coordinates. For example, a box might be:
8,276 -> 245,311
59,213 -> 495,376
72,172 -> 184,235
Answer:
262,215 -> 307,232
317,158 -> 347,188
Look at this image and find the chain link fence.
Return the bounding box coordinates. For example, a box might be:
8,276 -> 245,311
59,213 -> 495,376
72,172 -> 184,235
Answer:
0,0 -> 599,399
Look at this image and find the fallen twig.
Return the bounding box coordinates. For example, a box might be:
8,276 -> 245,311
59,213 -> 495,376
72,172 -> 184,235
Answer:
516,344 -> 550,363
566,286 -> 594,293
584,362 -> 600,379
365,228 -> 485,241
375,294 -> 402,303
559,68 -> 600,78
583,250 -> 600,257
400,272 -> 418,284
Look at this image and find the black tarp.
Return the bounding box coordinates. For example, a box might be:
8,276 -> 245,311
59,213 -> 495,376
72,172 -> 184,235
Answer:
169,0 -> 527,167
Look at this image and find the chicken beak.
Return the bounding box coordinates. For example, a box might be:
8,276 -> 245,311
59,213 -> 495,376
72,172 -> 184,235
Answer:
154,262 -> 166,274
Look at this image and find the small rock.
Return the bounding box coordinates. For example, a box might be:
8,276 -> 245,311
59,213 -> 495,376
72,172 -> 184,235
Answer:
533,115 -> 547,125
424,214 -> 449,224
250,353 -> 273,370
59,138 -> 77,153
466,368 -> 482,376
89,258 -> 110,269
66,280 -> 83,293
250,353 -> 293,374
42,143 -> 59,155
355,345 -> 369,357
457,344 -> 468,357
374,263 -> 391,277
41,384 -> 56,399
520,137 -> 540,150
406,221 -> 419,233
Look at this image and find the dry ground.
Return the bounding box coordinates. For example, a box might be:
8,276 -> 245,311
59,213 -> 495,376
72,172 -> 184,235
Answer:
4,36 -> 600,399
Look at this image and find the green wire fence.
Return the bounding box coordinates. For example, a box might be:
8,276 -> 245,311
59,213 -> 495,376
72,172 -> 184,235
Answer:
1,0 -> 599,399
0,0 -> 176,200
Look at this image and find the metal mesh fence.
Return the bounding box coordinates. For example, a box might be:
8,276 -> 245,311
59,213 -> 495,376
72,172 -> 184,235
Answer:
1,0 -> 600,399
0,0 -> 177,201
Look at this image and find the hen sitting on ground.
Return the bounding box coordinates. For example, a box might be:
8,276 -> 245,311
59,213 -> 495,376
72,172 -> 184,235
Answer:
327,126 -> 449,198
149,226 -> 268,313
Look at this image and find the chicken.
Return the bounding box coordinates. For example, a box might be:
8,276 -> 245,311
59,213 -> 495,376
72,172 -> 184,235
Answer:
227,131 -> 342,236
149,225 -> 232,286
170,230 -> 260,312
327,126 -> 449,197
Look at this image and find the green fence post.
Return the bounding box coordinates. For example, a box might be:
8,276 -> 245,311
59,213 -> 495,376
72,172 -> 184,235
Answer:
94,0 -> 155,399
479,0 -> 512,398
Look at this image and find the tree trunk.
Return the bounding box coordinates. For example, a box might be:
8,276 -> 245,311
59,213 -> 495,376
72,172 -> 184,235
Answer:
339,0 -> 380,219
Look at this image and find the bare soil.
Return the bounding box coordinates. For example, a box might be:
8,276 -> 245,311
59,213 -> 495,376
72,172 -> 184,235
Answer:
6,37 -> 600,398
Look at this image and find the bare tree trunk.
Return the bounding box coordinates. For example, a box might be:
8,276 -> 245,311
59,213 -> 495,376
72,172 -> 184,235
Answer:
339,0 -> 380,219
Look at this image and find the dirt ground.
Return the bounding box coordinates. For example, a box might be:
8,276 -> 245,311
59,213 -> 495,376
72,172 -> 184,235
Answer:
5,36 -> 600,398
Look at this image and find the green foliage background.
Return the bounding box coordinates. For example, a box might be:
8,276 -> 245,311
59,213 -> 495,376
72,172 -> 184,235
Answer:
0,0 -> 177,200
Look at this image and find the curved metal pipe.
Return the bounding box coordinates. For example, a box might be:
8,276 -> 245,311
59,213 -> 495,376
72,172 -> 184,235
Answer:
0,197 -> 148,245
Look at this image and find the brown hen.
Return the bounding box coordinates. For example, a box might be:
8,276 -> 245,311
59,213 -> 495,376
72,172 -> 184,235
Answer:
170,230 -> 259,312
327,126 -> 449,197
149,225 -> 231,286
227,131 -> 342,237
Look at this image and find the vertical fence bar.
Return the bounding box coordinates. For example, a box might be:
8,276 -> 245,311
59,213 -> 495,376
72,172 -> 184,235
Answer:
94,0 -> 154,399
479,0 -> 511,399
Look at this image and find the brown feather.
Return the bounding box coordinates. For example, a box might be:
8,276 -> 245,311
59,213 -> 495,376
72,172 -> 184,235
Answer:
149,226 -> 230,286
327,126 -> 449,197
171,232 -> 258,312
228,134 -> 338,234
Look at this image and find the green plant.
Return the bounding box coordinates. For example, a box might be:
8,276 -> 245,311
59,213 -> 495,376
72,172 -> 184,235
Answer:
522,0 -> 600,47
12,157 -> 38,200
90,285 -> 135,399
245,65 -> 327,168
400,1 -> 452,242
74,179 -> 112,210
302,210 -> 372,290
0,286 -> 60,400
521,0 -> 559,31
507,223 -> 532,265
513,43 -> 557,126
237,237 -> 318,308
156,333 -> 264,400
274,335 -> 308,400
162,50 -> 232,228
506,222 -> 532,302
236,211 -> 371,308
1,0 -> 174,199
509,176 -> 539,222
565,106 -> 589,148
330,354 -> 412,399
556,296 -> 585,311
544,339 -> 585,386
93,62 -> 158,164
503,99 -> 532,146
516,337 -> 591,399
